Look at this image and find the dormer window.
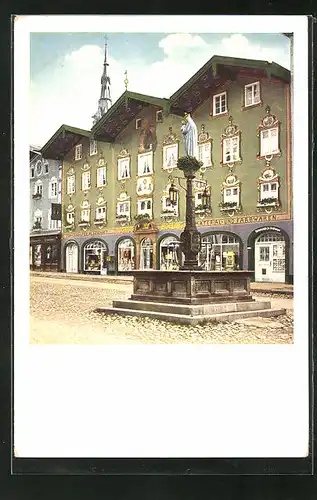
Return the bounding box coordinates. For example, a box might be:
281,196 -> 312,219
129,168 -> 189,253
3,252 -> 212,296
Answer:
75,144 -> 82,161
136,118 -> 142,130
89,140 -> 97,156
156,110 -> 163,122
244,82 -> 261,107
213,92 -> 227,116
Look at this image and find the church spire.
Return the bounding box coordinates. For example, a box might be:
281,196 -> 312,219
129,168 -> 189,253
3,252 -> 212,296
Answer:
92,35 -> 112,125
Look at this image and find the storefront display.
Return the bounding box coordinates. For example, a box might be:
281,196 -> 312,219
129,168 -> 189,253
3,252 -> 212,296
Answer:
118,238 -> 135,272
159,236 -> 180,271
198,233 -> 240,271
84,241 -> 108,273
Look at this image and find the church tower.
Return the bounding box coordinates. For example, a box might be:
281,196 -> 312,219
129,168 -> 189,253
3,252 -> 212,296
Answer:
92,35 -> 112,125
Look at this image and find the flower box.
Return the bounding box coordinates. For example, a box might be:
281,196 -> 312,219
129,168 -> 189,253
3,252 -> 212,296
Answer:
78,220 -> 89,226
32,193 -> 42,199
257,197 -> 278,206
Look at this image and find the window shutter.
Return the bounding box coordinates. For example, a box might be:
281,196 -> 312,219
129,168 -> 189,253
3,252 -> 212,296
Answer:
270,128 -> 279,153
261,130 -> 270,156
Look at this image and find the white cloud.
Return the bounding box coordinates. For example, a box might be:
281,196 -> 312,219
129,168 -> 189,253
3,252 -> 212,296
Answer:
29,33 -> 290,146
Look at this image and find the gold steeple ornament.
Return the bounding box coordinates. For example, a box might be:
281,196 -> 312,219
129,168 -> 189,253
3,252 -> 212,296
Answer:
124,70 -> 129,90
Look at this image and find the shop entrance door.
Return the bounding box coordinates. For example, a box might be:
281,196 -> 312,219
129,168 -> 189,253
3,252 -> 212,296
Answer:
255,233 -> 285,283
66,243 -> 78,273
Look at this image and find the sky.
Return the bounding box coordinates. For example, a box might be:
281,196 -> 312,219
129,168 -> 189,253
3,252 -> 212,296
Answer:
30,32 -> 290,147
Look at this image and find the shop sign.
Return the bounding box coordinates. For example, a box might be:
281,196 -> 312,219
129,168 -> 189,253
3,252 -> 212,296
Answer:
198,214 -> 278,226
254,226 -> 281,233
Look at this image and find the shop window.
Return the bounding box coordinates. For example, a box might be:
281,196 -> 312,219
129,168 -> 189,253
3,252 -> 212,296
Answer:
75,144 -> 82,161
34,244 -> 42,267
160,236 -> 180,271
118,238 -> 135,271
213,92 -> 227,116
137,198 -> 152,217
244,82 -> 261,107
67,174 -> 76,194
198,233 -> 240,271
81,171 -> 91,191
84,241 -> 107,273
89,140 -> 97,156
97,166 -> 107,187
140,238 -> 153,270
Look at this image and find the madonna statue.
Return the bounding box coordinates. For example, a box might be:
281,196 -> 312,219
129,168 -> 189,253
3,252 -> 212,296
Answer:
180,112 -> 198,159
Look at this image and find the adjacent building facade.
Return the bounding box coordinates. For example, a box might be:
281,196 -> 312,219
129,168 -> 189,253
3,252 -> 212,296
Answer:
41,55 -> 293,283
29,146 -> 62,271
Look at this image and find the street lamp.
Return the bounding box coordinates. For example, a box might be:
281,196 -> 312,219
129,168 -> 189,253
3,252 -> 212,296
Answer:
168,181 -> 178,206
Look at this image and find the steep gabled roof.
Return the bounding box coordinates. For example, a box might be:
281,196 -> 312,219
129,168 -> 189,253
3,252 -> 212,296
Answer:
41,124 -> 91,160
169,55 -> 290,116
91,90 -> 169,141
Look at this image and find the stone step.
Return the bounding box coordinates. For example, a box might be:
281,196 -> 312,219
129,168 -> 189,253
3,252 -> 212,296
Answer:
95,306 -> 286,326
112,299 -> 272,316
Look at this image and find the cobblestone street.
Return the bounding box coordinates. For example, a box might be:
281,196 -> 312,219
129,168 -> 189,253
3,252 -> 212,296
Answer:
30,276 -> 294,344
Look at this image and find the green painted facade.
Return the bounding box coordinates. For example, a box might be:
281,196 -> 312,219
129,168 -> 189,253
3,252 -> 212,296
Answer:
62,77 -> 290,232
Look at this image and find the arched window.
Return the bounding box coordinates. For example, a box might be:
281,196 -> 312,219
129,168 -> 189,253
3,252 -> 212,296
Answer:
198,233 -> 241,271
254,232 -> 285,283
140,238 -> 153,270
159,236 -> 181,271
117,238 -> 135,271
83,240 -> 108,273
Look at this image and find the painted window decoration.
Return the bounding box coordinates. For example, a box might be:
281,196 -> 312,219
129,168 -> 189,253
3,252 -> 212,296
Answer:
84,241 -> 108,273
137,197 -> 152,218
118,238 -> 135,272
35,160 -> 42,176
81,171 -> 91,191
116,192 -> 131,223
67,173 -> 76,194
162,127 -> 178,172
117,149 -> 131,180
75,144 -> 82,161
161,183 -> 179,219
244,81 -> 261,107
89,139 -> 97,156
95,206 -> 106,222
197,124 -> 212,170
213,92 -> 227,116
66,211 -> 74,225
136,176 -> 153,196
257,106 -> 281,159
97,166 -> 107,187
138,151 -> 153,176
221,116 -> 242,166
79,200 -> 91,225
65,204 -> 75,227
219,173 -> 242,215
257,166 -> 281,212
49,177 -> 58,198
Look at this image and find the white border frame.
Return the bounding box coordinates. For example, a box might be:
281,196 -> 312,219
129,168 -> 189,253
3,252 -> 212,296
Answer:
14,15 -> 309,460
